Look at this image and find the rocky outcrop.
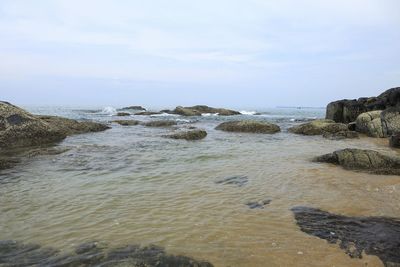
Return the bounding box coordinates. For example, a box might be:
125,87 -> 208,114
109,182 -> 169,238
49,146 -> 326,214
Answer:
326,87 -> 400,123
112,120 -> 140,126
215,120 -> 280,134
142,120 -> 177,127
292,206 -> 400,267
164,129 -> 207,140
116,112 -> 130,116
173,105 -> 240,116
288,119 -> 349,136
121,106 -> 146,111
313,148 -> 400,175
0,102 -> 67,148
355,111 -> 384,137
38,115 -> 110,136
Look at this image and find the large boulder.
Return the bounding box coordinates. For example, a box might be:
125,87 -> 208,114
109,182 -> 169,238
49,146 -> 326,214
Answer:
173,105 -> 240,116
381,107 -> 400,137
313,148 -> 400,175
355,111 -> 384,137
0,102 -> 66,148
38,116 -> 110,136
288,119 -> 348,136
325,87 -> 400,123
164,129 -> 207,140
215,120 -> 280,134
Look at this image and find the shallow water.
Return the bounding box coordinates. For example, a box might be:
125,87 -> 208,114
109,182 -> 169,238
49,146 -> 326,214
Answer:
1,107 -> 400,267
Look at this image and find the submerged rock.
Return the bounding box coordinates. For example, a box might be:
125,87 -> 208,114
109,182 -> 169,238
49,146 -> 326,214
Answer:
112,120 -> 140,126
165,129 -> 207,140
142,120 -> 177,127
246,199 -> 271,209
0,240 -> 213,267
313,148 -> 400,175
288,119 -> 349,136
322,131 -> 359,140
173,105 -> 240,116
0,101 -> 66,148
215,175 -> 248,187
135,111 -> 163,116
292,206 -> 400,266
121,106 -> 146,111
116,112 -> 130,116
215,120 -> 280,134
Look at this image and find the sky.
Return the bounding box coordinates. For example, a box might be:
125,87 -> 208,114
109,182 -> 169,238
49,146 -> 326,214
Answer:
0,0 -> 399,109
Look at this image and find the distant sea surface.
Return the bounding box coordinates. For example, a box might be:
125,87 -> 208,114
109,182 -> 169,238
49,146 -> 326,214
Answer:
1,106 -> 399,267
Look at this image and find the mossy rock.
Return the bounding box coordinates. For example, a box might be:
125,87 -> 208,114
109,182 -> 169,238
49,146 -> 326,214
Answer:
215,120 -> 280,134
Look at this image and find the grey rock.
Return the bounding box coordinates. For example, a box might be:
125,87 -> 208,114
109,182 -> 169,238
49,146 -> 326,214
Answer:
164,129 -> 207,140
216,120 -> 280,134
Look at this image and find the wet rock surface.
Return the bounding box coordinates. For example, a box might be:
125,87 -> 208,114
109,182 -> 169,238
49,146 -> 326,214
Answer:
246,199 -> 271,209
215,120 -> 280,134
0,240 -> 214,267
116,112 -> 131,116
292,206 -> 400,267
322,130 -> 359,140
164,129 -> 207,140
215,175 -> 248,187
121,106 -> 146,111
172,105 -> 240,116
142,120 -> 178,127
135,111 -> 163,116
112,120 -> 140,126
288,119 -> 349,136
313,148 -> 400,175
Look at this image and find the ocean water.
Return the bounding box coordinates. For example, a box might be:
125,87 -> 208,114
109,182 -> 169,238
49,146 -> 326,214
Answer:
1,107 -> 399,267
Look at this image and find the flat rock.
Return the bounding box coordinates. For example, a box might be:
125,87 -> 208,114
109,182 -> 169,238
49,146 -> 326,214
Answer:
116,112 -> 130,116
142,120 -> 177,127
135,111 -> 163,116
292,206 -> 400,266
215,120 -> 280,134
313,148 -> 400,175
173,105 -> 240,116
112,120 -> 140,126
164,129 -> 207,140
288,119 -> 349,136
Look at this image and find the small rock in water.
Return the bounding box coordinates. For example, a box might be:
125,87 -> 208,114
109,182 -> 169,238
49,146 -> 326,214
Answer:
291,206 -> 400,266
246,199 -> 271,209
215,175 -> 248,187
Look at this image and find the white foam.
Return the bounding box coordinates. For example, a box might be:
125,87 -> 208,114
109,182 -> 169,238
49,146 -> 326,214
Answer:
101,106 -> 117,115
240,110 -> 257,115
201,113 -> 218,117
150,113 -> 179,117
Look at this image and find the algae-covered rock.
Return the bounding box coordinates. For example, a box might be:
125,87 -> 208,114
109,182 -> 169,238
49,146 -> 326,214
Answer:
165,129 -> 207,140
288,119 -> 348,136
142,120 -> 177,127
215,120 -> 280,134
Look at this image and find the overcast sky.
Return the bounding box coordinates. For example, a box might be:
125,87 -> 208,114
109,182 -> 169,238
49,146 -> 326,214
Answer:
0,0 -> 399,108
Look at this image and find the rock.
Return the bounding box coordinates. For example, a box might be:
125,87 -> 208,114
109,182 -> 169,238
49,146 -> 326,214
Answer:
142,120 -> 177,127
112,120 -> 140,126
355,111 -> 384,137
313,148 -> 400,175
0,101 -> 66,149
325,87 -> 400,123
292,206 -> 400,267
38,115 -> 110,136
390,133 -> 400,148
164,129 -> 207,140
121,106 -> 146,111
246,199 -> 271,209
381,107 -> 400,137
135,111 -> 163,116
215,175 -> 248,187
347,122 -> 356,131
116,112 -> 130,116
215,120 -> 280,134
322,131 -> 359,140
172,105 -> 240,116
0,240 -> 214,267
288,119 -> 348,136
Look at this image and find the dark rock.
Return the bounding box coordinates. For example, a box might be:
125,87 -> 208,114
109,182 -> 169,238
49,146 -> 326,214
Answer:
322,131 -> 359,140
246,199 -> 271,209
135,111 -> 163,116
38,115 -> 110,136
121,106 -> 146,111
347,122 -> 356,131
142,120 -> 177,127
313,148 -> 400,175
0,240 -> 214,267
116,112 -> 130,116
172,105 -> 240,116
288,119 -> 348,136
215,175 -> 248,187
292,206 -> 400,267
326,87 -> 400,123
112,120 -> 140,126
215,120 -> 280,134
164,129 -> 207,140
389,133 -> 400,148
